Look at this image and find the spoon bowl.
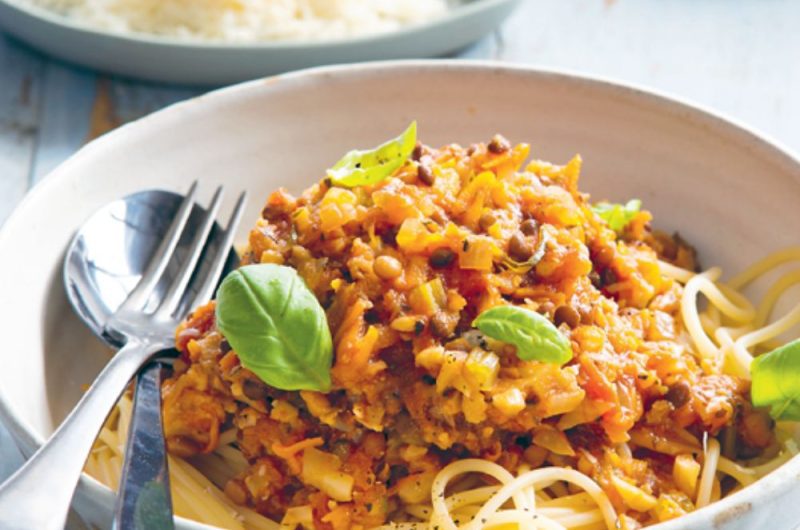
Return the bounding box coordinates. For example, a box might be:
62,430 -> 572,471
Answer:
0,185 -> 245,530
64,189 -> 239,348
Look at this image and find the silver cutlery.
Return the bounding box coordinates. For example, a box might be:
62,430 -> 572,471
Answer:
0,184 -> 246,530
114,361 -> 172,530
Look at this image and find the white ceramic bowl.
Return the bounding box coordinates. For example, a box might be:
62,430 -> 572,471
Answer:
0,0 -> 519,85
1,61 -> 799,530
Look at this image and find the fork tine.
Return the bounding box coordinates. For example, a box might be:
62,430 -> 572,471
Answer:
154,186 -> 224,318
188,191 -> 247,309
118,181 -> 198,313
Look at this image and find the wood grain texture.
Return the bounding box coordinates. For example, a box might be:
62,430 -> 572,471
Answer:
29,62 -> 96,182
0,35 -> 41,222
501,0 -> 800,153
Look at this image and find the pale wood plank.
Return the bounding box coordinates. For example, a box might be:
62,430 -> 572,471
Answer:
0,36 -> 42,223
29,70 -> 201,183
29,61 -> 96,182
498,0 -> 800,153
0,39 -> 37,464
106,78 -> 199,125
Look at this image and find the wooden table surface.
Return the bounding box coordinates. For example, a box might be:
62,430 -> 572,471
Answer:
1,0 -> 799,517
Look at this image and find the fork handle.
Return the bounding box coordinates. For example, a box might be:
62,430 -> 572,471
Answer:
114,361 -> 174,530
0,339 -> 166,530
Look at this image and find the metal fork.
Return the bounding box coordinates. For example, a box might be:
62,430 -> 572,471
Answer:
0,183 -> 246,530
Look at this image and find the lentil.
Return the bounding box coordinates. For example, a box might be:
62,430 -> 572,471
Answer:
508,232 -> 533,261
374,255 -> 403,280
429,247 -> 456,268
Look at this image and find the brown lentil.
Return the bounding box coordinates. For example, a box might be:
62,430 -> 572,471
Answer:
429,248 -> 456,268
554,305 -> 581,329
537,300 -> 556,316
508,232 -> 533,262
665,382 -> 691,408
520,218 -> 539,236
374,255 -> 403,280
487,134 -> 511,154
479,212 -> 497,231
411,142 -> 424,162
417,163 -> 435,186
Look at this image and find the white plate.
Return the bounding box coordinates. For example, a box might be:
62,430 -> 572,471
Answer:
0,0 -> 519,85
1,61 -> 800,530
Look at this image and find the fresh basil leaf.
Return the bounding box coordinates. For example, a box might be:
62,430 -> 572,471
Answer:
751,338 -> 800,421
592,199 -> 642,234
216,264 -> 333,392
473,305 -> 572,365
327,121 -> 417,187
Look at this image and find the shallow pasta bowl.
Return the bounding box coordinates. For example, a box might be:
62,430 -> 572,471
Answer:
1,61 -> 800,529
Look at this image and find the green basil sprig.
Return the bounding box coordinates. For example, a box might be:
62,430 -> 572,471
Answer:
592,199 -> 642,234
326,121 -> 417,187
751,338 -> 800,421
473,305 -> 572,365
215,264 -> 333,392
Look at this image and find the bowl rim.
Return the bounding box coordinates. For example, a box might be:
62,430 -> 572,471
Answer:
1,59 -> 799,529
0,0 -> 520,50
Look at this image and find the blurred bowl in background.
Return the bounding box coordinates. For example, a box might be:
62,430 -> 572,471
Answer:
0,0 -> 520,85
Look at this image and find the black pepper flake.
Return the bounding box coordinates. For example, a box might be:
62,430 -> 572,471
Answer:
462,239 -> 470,251
219,339 -> 232,354
414,320 -> 425,336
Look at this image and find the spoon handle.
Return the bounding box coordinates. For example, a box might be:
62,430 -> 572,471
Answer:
114,361 -> 174,530
0,338 -> 165,530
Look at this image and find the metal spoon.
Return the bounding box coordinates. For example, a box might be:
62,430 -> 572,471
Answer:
64,189 -> 240,529
0,187 -> 243,529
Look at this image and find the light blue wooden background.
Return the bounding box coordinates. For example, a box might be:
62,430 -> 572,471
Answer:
1,0 -> 799,514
